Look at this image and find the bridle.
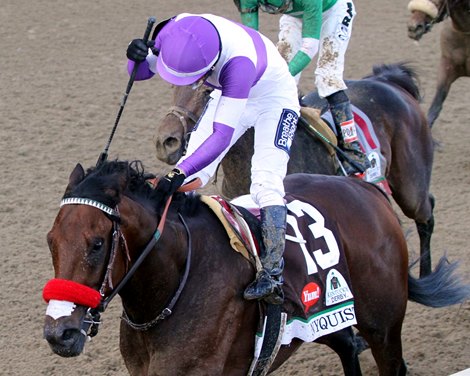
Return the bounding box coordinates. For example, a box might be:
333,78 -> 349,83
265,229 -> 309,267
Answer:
50,182 -> 199,338
408,0 -> 447,34
164,88 -> 212,155
165,105 -> 200,136
164,106 -> 200,158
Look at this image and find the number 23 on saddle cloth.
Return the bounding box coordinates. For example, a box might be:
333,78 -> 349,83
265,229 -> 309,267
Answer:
201,194 -> 357,345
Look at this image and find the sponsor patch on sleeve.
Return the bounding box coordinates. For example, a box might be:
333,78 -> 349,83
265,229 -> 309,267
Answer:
274,109 -> 298,154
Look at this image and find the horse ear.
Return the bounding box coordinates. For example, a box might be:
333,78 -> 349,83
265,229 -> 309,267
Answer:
65,163 -> 85,193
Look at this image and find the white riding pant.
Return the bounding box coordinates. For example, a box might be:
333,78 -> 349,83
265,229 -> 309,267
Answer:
178,85 -> 299,208
278,0 -> 356,97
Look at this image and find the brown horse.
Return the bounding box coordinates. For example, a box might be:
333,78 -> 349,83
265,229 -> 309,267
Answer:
43,160 -> 470,375
154,63 -> 435,277
407,0 -> 470,126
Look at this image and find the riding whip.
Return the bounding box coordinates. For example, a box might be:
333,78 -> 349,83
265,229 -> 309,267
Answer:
96,16 -> 156,168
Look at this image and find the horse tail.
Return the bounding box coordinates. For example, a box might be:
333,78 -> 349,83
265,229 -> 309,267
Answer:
408,256 -> 470,307
364,62 -> 422,102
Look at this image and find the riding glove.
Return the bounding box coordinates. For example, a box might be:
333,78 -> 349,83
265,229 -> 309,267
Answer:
155,168 -> 186,204
126,39 -> 158,62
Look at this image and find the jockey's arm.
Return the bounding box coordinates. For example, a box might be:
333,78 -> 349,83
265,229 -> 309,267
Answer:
287,1 -> 322,76
237,0 -> 260,30
177,57 -> 256,176
126,42 -> 159,81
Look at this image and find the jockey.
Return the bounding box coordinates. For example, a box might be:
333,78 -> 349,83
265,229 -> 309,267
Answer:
234,0 -> 371,175
126,13 -> 300,304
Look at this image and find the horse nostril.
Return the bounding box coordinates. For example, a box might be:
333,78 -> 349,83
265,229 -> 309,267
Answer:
164,137 -> 181,150
62,328 -> 76,341
44,325 -> 80,345
407,25 -> 424,41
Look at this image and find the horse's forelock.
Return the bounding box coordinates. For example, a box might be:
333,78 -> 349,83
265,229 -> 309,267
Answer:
64,173 -> 123,208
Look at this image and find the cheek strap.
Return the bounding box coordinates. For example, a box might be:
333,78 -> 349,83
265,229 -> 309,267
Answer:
43,278 -> 101,308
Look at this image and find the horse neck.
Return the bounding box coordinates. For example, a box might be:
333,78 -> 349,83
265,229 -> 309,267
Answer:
447,0 -> 470,32
288,125 -> 337,175
220,130 -> 254,198
117,199 -> 188,322
174,85 -> 210,120
119,196 -> 159,251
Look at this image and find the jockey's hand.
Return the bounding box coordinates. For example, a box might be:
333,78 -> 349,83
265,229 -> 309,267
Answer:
155,168 -> 186,204
126,38 -> 155,62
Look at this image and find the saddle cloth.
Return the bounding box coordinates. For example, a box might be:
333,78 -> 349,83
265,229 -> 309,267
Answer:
321,106 -> 392,195
202,194 -> 357,346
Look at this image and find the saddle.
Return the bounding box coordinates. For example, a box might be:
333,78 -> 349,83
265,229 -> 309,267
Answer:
200,195 -> 261,265
299,107 -> 337,156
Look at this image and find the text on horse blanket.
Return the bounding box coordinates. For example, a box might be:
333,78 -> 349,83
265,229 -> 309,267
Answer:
262,196 -> 357,346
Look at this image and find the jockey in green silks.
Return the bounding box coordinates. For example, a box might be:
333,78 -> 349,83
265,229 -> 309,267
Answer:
235,0 -> 371,175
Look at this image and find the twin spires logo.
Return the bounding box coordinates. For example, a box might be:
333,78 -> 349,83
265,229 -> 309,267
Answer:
302,282 -> 321,312
325,269 -> 354,306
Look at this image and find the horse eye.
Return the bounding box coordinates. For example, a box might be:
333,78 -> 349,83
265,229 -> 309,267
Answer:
91,238 -> 104,252
87,237 -> 106,267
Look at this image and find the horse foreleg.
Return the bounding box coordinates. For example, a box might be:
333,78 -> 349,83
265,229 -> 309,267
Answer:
428,54 -> 462,127
428,79 -> 451,127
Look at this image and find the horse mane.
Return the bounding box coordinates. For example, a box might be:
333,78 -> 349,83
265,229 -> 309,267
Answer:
363,62 -> 423,102
63,160 -> 202,216
441,0 -> 470,16
436,0 -> 468,22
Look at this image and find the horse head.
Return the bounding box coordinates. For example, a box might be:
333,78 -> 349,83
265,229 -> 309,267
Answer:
407,0 -> 441,40
154,85 -> 212,165
43,161 -> 159,357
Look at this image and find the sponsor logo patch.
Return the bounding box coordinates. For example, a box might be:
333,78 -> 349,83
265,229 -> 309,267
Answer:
302,282 -> 321,312
275,109 -> 298,153
337,2 -> 353,41
337,24 -> 350,41
365,151 -> 381,181
325,269 -> 354,306
340,119 -> 357,142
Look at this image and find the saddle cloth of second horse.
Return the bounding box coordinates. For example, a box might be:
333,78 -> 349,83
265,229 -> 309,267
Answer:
321,105 -> 392,195
202,194 -> 358,345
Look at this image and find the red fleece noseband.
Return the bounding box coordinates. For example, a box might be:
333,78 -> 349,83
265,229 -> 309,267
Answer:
43,278 -> 101,308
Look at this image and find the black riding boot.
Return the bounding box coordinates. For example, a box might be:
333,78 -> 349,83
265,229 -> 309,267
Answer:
244,205 -> 287,305
327,91 -> 371,175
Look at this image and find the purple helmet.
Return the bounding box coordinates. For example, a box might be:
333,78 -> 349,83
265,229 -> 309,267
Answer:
156,16 -> 221,86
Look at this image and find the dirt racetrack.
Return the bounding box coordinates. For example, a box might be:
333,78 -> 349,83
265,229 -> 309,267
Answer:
1,0 -> 469,375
